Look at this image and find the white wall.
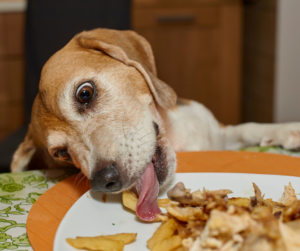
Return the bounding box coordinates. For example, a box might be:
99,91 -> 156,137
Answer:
274,0 -> 300,122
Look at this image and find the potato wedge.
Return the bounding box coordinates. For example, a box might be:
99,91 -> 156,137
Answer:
103,233 -> 137,244
147,219 -> 177,250
77,233 -> 137,245
66,237 -> 124,251
152,235 -> 182,251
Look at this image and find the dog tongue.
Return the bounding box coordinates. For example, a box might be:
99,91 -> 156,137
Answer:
135,162 -> 161,221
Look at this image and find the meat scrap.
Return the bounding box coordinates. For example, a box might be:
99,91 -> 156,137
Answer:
252,182 -> 264,203
167,182 -> 232,207
278,182 -> 298,206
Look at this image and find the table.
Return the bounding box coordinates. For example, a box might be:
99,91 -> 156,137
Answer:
1,147 -> 300,251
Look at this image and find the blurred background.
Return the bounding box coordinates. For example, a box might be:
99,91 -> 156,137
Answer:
0,0 -> 299,172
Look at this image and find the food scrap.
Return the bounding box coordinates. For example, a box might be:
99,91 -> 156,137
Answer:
145,182 -> 300,251
102,194 -> 107,203
66,233 -> 137,251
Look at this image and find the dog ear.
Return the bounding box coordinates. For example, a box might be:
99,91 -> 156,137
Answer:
11,124 -> 36,172
75,28 -> 177,109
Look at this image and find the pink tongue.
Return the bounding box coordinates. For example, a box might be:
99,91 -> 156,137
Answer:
135,162 -> 161,221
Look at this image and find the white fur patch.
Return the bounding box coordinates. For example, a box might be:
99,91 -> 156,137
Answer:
166,101 -> 224,151
47,131 -> 68,150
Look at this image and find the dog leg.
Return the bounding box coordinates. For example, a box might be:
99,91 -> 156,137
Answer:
222,122 -> 300,150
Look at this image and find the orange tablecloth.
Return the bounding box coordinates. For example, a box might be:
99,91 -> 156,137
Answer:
27,151 -> 300,251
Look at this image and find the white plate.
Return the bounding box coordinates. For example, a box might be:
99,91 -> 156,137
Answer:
54,173 -> 300,251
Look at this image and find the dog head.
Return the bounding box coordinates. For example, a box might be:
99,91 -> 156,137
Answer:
11,29 -> 177,199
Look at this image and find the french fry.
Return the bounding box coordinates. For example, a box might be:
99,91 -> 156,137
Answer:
158,198 -> 171,208
228,197 -> 250,208
156,214 -> 170,222
147,219 -> 177,250
66,236 -> 124,251
123,191 -> 170,211
122,191 -> 138,212
152,235 -> 182,251
122,190 -> 160,222
166,204 -> 207,222
77,233 -> 137,245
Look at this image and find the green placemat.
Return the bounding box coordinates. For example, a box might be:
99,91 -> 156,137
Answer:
241,145 -> 300,157
0,168 -> 78,251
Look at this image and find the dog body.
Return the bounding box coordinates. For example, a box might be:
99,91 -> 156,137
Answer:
11,29 -> 300,203
163,100 -> 300,152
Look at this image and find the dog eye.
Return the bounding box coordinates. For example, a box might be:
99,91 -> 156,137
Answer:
54,149 -> 71,161
76,82 -> 94,103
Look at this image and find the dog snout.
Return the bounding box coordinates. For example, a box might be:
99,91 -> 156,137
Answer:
90,165 -> 122,192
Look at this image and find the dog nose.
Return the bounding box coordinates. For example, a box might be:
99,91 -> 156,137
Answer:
90,165 -> 122,192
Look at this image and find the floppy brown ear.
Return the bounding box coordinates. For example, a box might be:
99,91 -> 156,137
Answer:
75,28 -> 177,109
11,124 -> 36,172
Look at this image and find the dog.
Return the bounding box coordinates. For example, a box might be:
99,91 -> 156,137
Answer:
10,28 -> 300,220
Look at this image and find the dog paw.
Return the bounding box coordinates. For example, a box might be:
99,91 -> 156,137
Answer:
260,125 -> 300,150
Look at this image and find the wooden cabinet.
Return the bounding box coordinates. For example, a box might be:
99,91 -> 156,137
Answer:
0,12 -> 25,140
132,0 -> 242,124
242,0 -> 276,123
